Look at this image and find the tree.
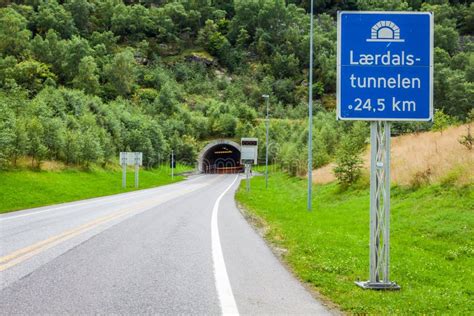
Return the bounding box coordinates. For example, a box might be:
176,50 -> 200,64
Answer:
333,136 -> 364,187
434,24 -> 459,55
333,122 -> 367,187
64,129 -> 81,165
432,109 -> 454,134
12,59 -> 57,94
444,74 -> 473,120
145,121 -> 168,167
312,131 -> 330,168
159,2 -> 195,34
11,117 -> 29,167
35,0 -> 77,39
64,0 -> 94,35
154,82 -> 178,116
0,8 -> 31,58
458,123 -> 473,151
97,129 -> 115,166
89,0 -> 116,32
0,55 -> 17,88
0,102 -> 15,168
89,31 -> 118,54
357,0 -> 410,11
80,130 -> 103,166
466,52 -> 474,86
111,3 -> 152,40
198,19 -> 235,68
271,52 -> 299,79
312,15 -> 337,93
30,30 -> 65,76
103,50 -> 137,98
125,128 -> 154,167
278,141 -> 307,177
435,65 -> 474,120
460,3 -> 474,35
272,78 -> 297,105
170,134 -> 197,165
73,56 -> 100,95
236,28 -> 250,50
210,113 -> 237,137
62,36 -> 93,83
149,6 -> 176,42
42,117 -> 66,160
26,118 -> 47,168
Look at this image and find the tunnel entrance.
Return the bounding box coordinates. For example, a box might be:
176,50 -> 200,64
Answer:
198,140 -> 243,174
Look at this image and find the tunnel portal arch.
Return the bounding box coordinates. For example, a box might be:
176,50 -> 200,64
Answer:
197,139 -> 242,173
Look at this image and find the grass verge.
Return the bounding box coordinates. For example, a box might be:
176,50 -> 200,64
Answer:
236,172 -> 473,314
0,165 -> 193,214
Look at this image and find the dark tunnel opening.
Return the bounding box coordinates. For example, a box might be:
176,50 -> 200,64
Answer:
202,144 -> 242,174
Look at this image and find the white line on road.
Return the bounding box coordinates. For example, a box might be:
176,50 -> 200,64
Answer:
0,178 -> 216,271
211,175 -> 240,316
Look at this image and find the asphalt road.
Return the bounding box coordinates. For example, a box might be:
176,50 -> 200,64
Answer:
0,174 -> 331,315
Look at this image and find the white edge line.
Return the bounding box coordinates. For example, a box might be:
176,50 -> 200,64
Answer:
211,175 -> 240,315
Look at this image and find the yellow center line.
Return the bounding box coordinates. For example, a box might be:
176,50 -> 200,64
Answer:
0,210 -> 130,272
0,177 -> 221,272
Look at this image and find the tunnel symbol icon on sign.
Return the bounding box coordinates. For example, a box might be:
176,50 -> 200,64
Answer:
366,21 -> 405,42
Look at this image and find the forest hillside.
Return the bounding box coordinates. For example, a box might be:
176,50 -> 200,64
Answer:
0,0 -> 472,180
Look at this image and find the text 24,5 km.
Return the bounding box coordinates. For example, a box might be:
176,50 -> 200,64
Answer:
349,97 -> 416,112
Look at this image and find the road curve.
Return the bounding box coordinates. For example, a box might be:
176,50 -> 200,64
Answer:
0,174 -> 331,314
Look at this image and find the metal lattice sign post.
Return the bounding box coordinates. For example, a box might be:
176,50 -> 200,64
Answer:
365,121 -> 393,289
337,11 -> 433,290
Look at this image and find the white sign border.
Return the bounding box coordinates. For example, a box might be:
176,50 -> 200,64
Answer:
120,152 -> 143,166
240,138 -> 258,165
336,11 -> 434,122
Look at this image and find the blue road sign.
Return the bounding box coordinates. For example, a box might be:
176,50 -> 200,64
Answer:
337,12 -> 433,121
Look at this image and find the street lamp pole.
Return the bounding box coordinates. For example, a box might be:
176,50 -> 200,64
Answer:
171,150 -> 174,180
307,0 -> 314,211
262,94 -> 270,188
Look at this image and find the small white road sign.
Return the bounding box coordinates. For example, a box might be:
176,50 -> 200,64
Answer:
120,152 -> 143,166
240,138 -> 258,165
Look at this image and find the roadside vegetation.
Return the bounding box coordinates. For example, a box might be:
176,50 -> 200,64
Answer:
313,123 -> 473,186
0,1 -> 471,312
0,164 -> 191,213
236,172 -> 473,314
0,0 -> 472,176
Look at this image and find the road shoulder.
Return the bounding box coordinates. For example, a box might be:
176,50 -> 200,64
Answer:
235,200 -> 342,315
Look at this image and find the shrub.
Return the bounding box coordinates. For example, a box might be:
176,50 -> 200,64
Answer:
333,122 -> 368,187
333,137 -> 364,187
409,168 -> 433,189
458,124 -> 473,151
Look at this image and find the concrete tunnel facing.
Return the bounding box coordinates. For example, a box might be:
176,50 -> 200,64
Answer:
197,140 -> 243,174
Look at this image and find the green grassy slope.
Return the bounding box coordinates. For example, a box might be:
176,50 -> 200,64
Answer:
236,172 -> 473,314
0,165 -> 193,214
